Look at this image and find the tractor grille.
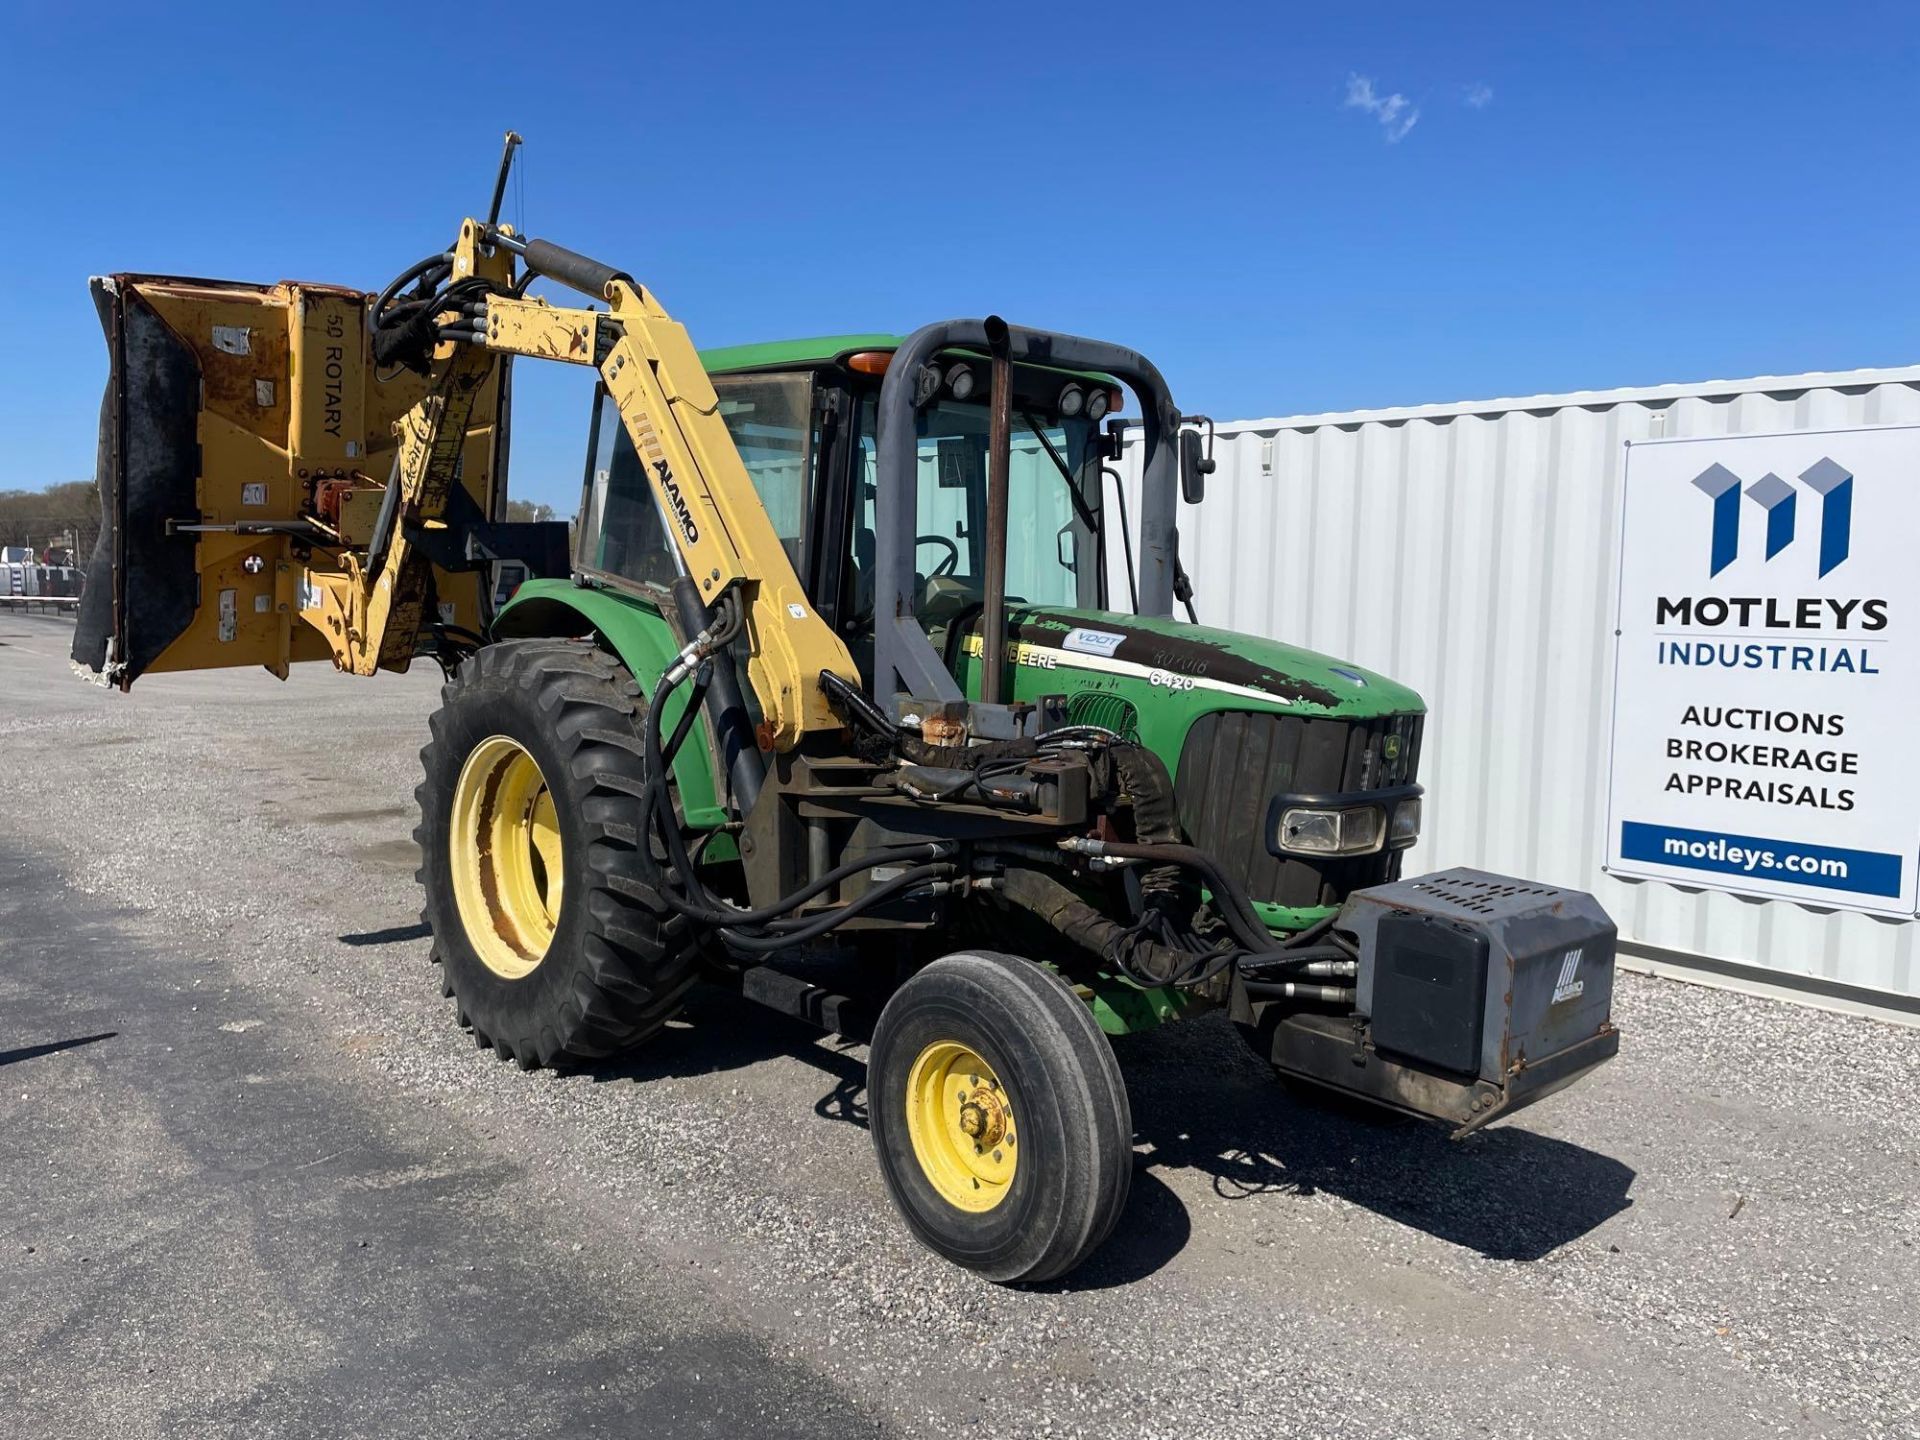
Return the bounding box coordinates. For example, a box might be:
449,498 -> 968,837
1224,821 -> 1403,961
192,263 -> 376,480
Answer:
1176,709 -> 1424,909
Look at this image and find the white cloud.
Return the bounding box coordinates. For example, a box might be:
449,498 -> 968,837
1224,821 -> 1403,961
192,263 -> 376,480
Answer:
1345,73 -> 1420,143
1464,82 -> 1495,109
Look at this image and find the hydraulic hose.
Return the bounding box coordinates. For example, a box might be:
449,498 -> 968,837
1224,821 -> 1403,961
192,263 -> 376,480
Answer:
1235,944 -> 1355,972
817,669 -> 894,739
995,867 -> 1230,989
712,864 -> 953,953
671,575 -> 762,815
663,838 -> 950,930
1242,981 -> 1356,1004
633,636 -> 957,945
992,864 -> 1355,994
1060,838 -> 1274,955
1279,909 -> 1341,951
371,251 -> 453,329
660,670 -> 710,769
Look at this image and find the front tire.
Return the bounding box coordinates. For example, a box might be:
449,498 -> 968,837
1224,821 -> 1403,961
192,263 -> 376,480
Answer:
868,951 -> 1133,1284
414,638 -> 696,1069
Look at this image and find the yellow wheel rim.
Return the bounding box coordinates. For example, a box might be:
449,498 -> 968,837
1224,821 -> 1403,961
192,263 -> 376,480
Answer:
449,734 -> 564,980
904,1041 -> 1018,1213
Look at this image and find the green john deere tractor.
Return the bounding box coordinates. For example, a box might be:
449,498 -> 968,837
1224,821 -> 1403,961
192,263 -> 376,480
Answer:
77,187 -> 1619,1284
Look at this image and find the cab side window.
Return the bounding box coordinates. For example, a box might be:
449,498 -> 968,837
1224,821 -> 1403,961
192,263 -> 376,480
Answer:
713,373 -> 814,573
577,389 -> 678,590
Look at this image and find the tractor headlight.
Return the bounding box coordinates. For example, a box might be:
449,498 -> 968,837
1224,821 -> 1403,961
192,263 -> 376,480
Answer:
1276,804 -> 1385,857
945,363 -> 978,401
1057,383 -> 1086,418
1388,796 -> 1422,849
1085,388 -> 1112,422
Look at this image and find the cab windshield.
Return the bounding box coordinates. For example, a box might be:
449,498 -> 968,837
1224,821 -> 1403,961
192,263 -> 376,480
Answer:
577,366 -> 1120,648
849,390 -> 1108,633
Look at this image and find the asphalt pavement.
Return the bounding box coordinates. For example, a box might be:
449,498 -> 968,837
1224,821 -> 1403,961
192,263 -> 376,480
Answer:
2,611 -> 1915,1439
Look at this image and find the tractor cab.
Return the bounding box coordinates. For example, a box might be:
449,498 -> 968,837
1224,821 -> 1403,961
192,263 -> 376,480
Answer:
574,330 -> 1427,916
579,335 -> 1124,694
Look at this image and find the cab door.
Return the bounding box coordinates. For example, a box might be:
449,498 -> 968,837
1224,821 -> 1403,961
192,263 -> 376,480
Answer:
709,370 -> 818,582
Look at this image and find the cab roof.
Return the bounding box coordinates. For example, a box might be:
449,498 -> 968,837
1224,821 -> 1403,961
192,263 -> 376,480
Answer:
697,334 -> 902,375
696,333 -> 1121,391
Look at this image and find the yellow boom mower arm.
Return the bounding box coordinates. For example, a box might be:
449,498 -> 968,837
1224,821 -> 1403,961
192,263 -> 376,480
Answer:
74,216 -> 860,751
473,223 -> 856,745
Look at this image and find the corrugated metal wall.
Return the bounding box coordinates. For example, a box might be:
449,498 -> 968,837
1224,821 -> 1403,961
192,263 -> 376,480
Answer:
1111,368 -> 1920,1003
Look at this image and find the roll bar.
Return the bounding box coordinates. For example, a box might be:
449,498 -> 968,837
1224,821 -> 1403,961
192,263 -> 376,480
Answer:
872,318 -> 1183,713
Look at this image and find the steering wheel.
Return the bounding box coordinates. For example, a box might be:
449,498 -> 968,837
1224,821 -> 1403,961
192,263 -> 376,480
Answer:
915,534 -> 961,579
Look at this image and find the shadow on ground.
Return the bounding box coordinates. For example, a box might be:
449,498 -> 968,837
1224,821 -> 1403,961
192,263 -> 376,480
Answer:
1112,1018 -> 1636,1263
338,922 -> 433,947
0,1031 -> 117,1067
574,982 -> 1634,1279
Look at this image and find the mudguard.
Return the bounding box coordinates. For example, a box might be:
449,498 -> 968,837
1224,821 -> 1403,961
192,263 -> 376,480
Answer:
493,579 -> 726,829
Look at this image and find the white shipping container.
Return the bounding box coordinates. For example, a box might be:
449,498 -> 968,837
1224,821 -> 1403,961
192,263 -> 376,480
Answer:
1109,365 -> 1920,1015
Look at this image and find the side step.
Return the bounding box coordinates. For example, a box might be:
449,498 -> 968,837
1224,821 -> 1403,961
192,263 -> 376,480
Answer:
738,964 -> 875,1042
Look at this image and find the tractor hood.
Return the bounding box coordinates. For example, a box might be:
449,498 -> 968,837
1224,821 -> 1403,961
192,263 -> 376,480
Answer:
995,607 -> 1426,720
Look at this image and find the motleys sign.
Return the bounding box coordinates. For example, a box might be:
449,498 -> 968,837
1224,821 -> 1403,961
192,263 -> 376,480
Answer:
1605,424 -> 1920,917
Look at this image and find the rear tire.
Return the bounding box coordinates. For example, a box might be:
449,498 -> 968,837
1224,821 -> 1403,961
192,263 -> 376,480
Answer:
414,638 -> 696,1069
868,951 -> 1133,1284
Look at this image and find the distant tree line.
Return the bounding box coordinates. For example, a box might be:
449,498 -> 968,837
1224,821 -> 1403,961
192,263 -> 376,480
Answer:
0,482 -> 98,560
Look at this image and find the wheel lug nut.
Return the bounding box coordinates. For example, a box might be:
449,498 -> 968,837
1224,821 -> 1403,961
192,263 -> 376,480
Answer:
992,1150 -> 1003,1163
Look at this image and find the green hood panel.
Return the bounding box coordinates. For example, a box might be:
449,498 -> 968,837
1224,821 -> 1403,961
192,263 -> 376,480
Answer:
953,608 -> 1424,930
982,607 -> 1425,721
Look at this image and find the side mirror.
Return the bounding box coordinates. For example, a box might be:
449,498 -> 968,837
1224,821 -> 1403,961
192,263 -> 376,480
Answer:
1179,427 -> 1215,505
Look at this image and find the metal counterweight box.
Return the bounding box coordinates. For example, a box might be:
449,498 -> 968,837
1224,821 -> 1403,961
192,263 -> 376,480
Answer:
1368,911 -> 1490,1076
1266,868 -> 1620,1134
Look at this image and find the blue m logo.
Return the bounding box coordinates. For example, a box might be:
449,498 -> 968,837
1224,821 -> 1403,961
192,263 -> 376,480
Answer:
1692,458 -> 1852,578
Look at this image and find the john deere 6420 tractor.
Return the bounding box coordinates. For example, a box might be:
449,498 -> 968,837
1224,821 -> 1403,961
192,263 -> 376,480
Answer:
75,141 -> 1618,1282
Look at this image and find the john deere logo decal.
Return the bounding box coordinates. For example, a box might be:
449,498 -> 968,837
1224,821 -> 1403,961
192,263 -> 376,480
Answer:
1692,457 -> 1853,578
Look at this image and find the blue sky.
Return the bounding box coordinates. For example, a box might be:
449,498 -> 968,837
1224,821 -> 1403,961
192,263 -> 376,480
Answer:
2,2 -> 1915,511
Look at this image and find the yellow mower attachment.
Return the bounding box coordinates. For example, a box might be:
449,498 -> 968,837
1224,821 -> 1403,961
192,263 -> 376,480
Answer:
75,264 -> 507,686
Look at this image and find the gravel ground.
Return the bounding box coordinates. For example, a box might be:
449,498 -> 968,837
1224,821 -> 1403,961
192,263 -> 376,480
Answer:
2,610 -> 1916,1439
